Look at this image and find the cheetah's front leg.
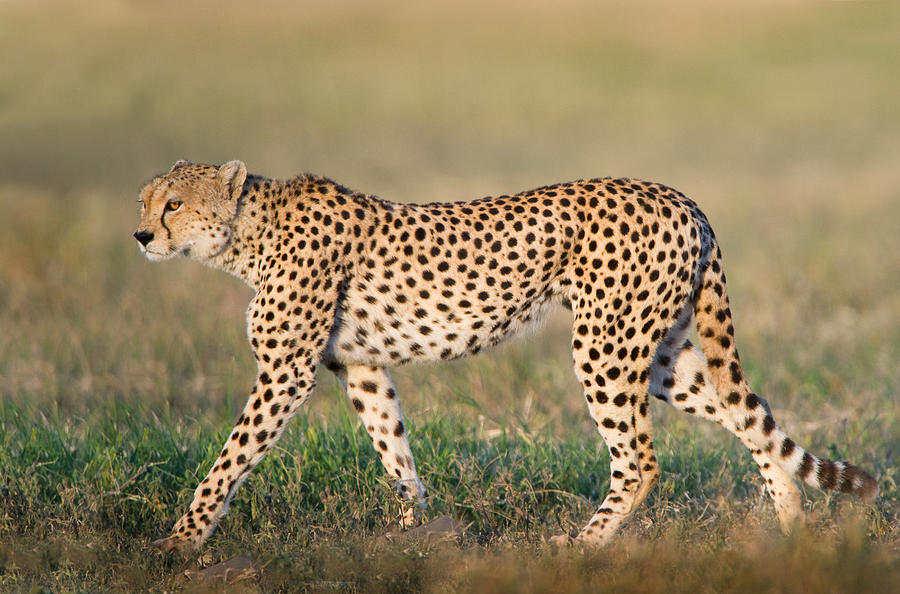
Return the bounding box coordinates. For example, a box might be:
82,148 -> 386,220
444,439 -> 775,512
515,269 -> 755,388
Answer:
153,357 -> 317,553
153,292 -> 334,553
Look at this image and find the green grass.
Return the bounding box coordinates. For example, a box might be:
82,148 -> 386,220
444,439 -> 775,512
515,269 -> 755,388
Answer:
1,0 -> 899,590
2,399 -> 895,591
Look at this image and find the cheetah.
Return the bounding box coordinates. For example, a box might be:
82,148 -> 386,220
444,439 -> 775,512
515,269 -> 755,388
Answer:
135,160 -> 878,552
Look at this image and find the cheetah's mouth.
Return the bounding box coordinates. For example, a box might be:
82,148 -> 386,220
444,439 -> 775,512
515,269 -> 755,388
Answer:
140,246 -> 175,262
179,241 -> 197,257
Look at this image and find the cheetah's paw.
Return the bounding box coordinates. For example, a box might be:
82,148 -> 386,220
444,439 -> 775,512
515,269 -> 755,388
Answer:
152,535 -> 199,555
399,505 -> 425,530
548,533 -> 576,548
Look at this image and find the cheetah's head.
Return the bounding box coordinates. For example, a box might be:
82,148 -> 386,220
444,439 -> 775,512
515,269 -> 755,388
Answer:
134,160 -> 247,262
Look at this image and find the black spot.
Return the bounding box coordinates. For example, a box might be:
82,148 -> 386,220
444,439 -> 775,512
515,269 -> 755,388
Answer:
780,438 -> 795,458
729,361 -> 742,384
817,460 -> 837,490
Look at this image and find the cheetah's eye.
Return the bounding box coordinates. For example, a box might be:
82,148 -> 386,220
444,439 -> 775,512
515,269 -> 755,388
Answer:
166,200 -> 183,212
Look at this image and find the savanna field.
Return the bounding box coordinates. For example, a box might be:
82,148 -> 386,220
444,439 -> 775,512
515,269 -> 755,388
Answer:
1,0 -> 898,591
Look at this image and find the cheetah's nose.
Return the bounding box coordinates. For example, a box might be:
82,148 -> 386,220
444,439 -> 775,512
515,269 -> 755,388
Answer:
134,230 -> 154,247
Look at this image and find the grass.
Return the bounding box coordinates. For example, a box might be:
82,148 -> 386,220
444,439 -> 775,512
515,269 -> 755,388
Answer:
1,0 -> 899,590
2,399 -> 895,591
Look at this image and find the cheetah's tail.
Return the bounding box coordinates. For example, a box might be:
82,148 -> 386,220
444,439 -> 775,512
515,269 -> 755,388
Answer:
692,240 -> 879,502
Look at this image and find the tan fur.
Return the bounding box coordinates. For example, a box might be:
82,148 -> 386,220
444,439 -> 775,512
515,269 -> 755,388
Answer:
135,161 -> 877,552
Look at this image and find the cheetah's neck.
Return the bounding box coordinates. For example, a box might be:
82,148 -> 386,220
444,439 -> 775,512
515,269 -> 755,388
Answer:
203,174 -> 367,289
205,174 -> 272,288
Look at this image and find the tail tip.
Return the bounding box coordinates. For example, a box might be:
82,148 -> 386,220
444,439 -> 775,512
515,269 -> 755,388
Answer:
847,467 -> 879,503
832,462 -> 879,502
857,474 -> 879,503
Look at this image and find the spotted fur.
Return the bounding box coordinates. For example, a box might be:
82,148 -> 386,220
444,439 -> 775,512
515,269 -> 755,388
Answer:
135,160 -> 878,552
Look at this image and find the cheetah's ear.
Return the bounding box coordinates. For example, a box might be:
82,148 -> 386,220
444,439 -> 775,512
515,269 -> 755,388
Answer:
169,159 -> 191,172
218,160 -> 248,201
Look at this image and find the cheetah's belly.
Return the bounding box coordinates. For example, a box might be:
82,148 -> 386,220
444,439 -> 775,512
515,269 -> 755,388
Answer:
325,289 -> 561,367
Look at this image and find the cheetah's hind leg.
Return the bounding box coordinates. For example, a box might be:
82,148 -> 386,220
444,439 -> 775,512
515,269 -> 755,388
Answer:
648,303 -> 804,530
565,304 -> 661,547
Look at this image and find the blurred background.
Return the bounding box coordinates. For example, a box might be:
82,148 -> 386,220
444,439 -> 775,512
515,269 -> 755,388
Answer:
0,0 -> 897,450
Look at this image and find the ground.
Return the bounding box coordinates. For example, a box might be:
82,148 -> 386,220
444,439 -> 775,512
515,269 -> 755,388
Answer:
0,0 -> 898,591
